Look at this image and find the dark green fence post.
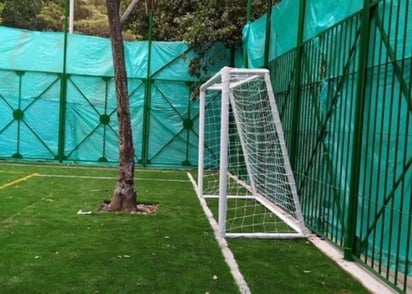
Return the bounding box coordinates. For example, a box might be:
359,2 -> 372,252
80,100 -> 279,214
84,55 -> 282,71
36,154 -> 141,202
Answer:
344,0 -> 372,261
58,0 -> 70,163
141,10 -> 154,167
289,0 -> 306,168
263,0 -> 273,68
244,0 -> 253,68
247,0 -> 253,23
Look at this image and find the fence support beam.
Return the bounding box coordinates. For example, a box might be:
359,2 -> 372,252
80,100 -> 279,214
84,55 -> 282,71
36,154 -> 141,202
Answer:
141,10 -> 154,166
247,0 -> 253,22
58,0 -> 70,162
263,0 -> 272,68
289,0 -> 306,169
244,0 -> 254,68
344,0 -> 372,261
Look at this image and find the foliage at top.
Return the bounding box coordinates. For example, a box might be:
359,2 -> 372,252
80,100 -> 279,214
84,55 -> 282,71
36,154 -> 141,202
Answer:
0,0 -> 269,42
0,0 -> 273,77
127,0 -> 270,77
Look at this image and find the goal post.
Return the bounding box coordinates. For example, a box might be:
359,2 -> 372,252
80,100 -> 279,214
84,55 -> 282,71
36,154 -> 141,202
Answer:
197,67 -> 307,239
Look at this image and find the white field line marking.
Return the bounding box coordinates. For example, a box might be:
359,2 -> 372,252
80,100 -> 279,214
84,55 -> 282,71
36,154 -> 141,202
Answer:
37,174 -> 189,182
0,173 -> 42,225
0,173 -> 39,190
187,172 -> 251,294
0,163 -> 191,173
1,172 -> 187,225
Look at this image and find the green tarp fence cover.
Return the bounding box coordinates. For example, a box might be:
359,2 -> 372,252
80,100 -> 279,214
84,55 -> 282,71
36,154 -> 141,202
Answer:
0,26 -> 231,166
242,0 -> 362,67
0,26 -> 196,78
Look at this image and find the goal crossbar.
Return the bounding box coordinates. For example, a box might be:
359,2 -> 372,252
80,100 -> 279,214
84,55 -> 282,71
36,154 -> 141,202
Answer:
206,75 -> 261,92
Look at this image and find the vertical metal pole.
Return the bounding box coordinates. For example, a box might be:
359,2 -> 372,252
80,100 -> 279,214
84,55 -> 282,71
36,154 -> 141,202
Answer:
244,0 -> 253,68
218,67 -> 230,237
69,0 -> 74,33
58,0 -> 70,162
183,89 -> 192,166
289,0 -> 307,168
247,0 -> 253,22
344,0 -> 371,261
263,0 -> 273,68
141,10 -> 154,166
197,90 -> 206,198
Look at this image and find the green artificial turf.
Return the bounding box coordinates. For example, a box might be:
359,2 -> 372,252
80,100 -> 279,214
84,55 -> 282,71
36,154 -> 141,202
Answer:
229,238 -> 369,293
0,163 -> 368,293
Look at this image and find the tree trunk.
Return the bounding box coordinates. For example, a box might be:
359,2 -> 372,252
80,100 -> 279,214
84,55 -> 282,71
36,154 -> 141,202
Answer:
106,0 -> 137,211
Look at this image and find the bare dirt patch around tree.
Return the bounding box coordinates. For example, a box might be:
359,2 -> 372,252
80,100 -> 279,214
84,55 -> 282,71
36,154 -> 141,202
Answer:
98,200 -> 158,214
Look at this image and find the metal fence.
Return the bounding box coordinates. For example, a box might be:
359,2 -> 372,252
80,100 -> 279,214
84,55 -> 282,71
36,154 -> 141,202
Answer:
0,63 -> 200,167
0,0 -> 411,291
269,0 -> 411,292
0,25 -> 235,168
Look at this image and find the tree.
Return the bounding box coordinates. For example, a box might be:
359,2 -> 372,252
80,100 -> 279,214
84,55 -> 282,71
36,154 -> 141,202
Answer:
39,0 -> 109,35
37,1 -> 65,31
1,0 -> 44,30
177,1 -> 270,78
0,2 -> 4,23
124,0 -> 269,78
124,0 -> 268,42
0,1 -> 269,43
103,0 -> 156,212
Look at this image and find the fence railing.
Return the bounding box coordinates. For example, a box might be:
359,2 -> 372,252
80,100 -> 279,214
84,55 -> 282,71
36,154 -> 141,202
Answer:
0,1 -> 411,291
269,0 -> 411,292
0,26 -> 234,168
0,66 -> 200,167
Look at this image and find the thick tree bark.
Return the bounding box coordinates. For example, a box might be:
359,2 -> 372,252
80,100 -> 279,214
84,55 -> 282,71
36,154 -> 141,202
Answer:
106,0 -> 137,211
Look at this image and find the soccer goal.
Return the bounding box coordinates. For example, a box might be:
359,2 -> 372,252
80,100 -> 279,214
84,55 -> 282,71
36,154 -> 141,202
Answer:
197,67 -> 306,239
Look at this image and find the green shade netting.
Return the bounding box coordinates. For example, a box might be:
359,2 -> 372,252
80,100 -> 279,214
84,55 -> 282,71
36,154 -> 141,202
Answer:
0,26 -> 231,166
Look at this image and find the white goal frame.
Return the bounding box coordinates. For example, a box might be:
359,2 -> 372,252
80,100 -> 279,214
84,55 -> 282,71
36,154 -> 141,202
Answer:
197,67 -> 307,239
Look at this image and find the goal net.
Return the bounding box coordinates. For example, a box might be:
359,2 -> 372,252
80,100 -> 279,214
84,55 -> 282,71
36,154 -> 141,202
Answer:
197,67 -> 306,238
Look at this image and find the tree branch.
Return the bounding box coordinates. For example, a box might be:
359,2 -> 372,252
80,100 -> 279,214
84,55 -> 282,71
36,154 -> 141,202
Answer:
120,0 -> 141,27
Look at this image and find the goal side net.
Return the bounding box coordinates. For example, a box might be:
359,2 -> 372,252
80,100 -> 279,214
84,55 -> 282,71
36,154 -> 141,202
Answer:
197,67 -> 306,239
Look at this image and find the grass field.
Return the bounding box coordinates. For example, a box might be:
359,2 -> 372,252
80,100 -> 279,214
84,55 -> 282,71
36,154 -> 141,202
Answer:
0,163 -> 368,293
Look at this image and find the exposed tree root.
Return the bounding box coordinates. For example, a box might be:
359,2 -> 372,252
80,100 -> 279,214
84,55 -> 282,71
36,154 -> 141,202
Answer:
98,200 -> 158,215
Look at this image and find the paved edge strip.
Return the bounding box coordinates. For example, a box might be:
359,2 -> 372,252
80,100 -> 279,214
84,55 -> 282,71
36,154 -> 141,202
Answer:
187,172 -> 251,294
308,235 -> 396,294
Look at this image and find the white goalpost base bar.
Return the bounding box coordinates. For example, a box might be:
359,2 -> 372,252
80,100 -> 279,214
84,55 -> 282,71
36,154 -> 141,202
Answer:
198,67 -> 307,239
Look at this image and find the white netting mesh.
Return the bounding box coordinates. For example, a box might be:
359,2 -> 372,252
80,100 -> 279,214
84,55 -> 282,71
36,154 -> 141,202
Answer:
229,74 -> 298,217
199,68 -> 305,238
